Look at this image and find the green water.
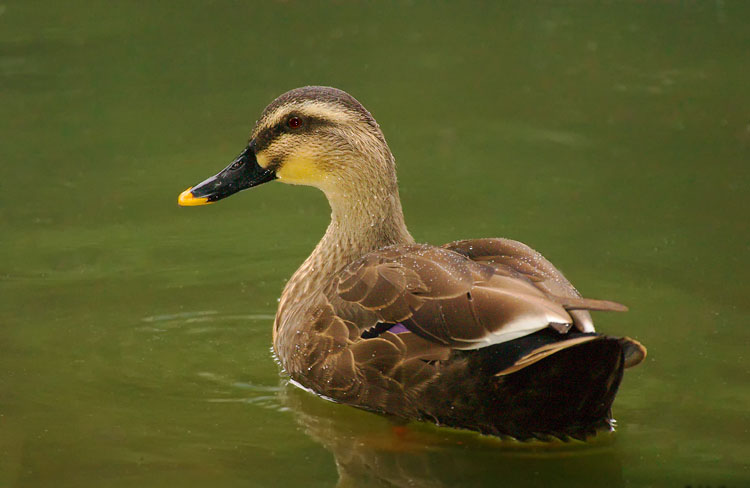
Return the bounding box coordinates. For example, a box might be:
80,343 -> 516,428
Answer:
2,1 -> 748,487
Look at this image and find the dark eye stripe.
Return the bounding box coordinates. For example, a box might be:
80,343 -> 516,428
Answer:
254,115 -> 335,153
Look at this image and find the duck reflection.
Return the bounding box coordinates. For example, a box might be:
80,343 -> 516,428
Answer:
278,381 -> 625,488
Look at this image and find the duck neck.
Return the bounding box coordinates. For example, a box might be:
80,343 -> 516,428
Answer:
282,164 -> 414,307
313,174 -> 414,275
322,182 -> 414,258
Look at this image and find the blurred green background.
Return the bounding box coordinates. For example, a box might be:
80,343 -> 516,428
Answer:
1,1 -> 748,487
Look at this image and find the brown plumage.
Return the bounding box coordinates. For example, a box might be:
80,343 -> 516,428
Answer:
178,86 -> 647,440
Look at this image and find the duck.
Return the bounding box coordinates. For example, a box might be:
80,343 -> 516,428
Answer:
178,86 -> 646,441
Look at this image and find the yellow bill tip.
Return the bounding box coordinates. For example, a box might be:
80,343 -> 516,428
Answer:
178,187 -> 211,206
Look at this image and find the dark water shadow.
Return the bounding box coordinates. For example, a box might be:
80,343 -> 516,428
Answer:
279,381 -> 625,488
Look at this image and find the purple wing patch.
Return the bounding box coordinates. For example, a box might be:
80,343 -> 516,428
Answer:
361,322 -> 410,339
388,323 -> 409,334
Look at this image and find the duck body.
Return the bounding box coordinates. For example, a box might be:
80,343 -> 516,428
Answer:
179,86 -> 646,440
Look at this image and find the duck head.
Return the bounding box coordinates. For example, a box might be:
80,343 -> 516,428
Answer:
178,86 -> 397,206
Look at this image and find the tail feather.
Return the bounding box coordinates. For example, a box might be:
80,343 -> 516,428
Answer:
426,329 -> 628,440
554,296 -> 629,312
619,336 -> 647,368
487,336 -> 625,439
494,335 -> 599,376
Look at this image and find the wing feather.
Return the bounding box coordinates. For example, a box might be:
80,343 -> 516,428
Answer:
443,238 -> 628,332
336,241 -> 627,350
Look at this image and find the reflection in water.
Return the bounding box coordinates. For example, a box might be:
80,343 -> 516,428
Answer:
278,381 -> 625,488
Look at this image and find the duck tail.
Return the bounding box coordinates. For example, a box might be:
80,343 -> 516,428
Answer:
486,332 -> 626,439
426,329 -> 635,440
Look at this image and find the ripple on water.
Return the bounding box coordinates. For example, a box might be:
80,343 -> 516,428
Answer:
197,372 -> 287,411
138,311 -> 275,333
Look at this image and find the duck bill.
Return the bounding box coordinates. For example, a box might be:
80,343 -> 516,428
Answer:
178,143 -> 276,206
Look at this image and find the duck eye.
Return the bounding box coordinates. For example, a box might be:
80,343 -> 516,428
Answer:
287,116 -> 303,129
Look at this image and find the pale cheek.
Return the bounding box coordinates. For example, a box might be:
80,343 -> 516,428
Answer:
276,153 -> 327,187
256,152 -> 271,170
